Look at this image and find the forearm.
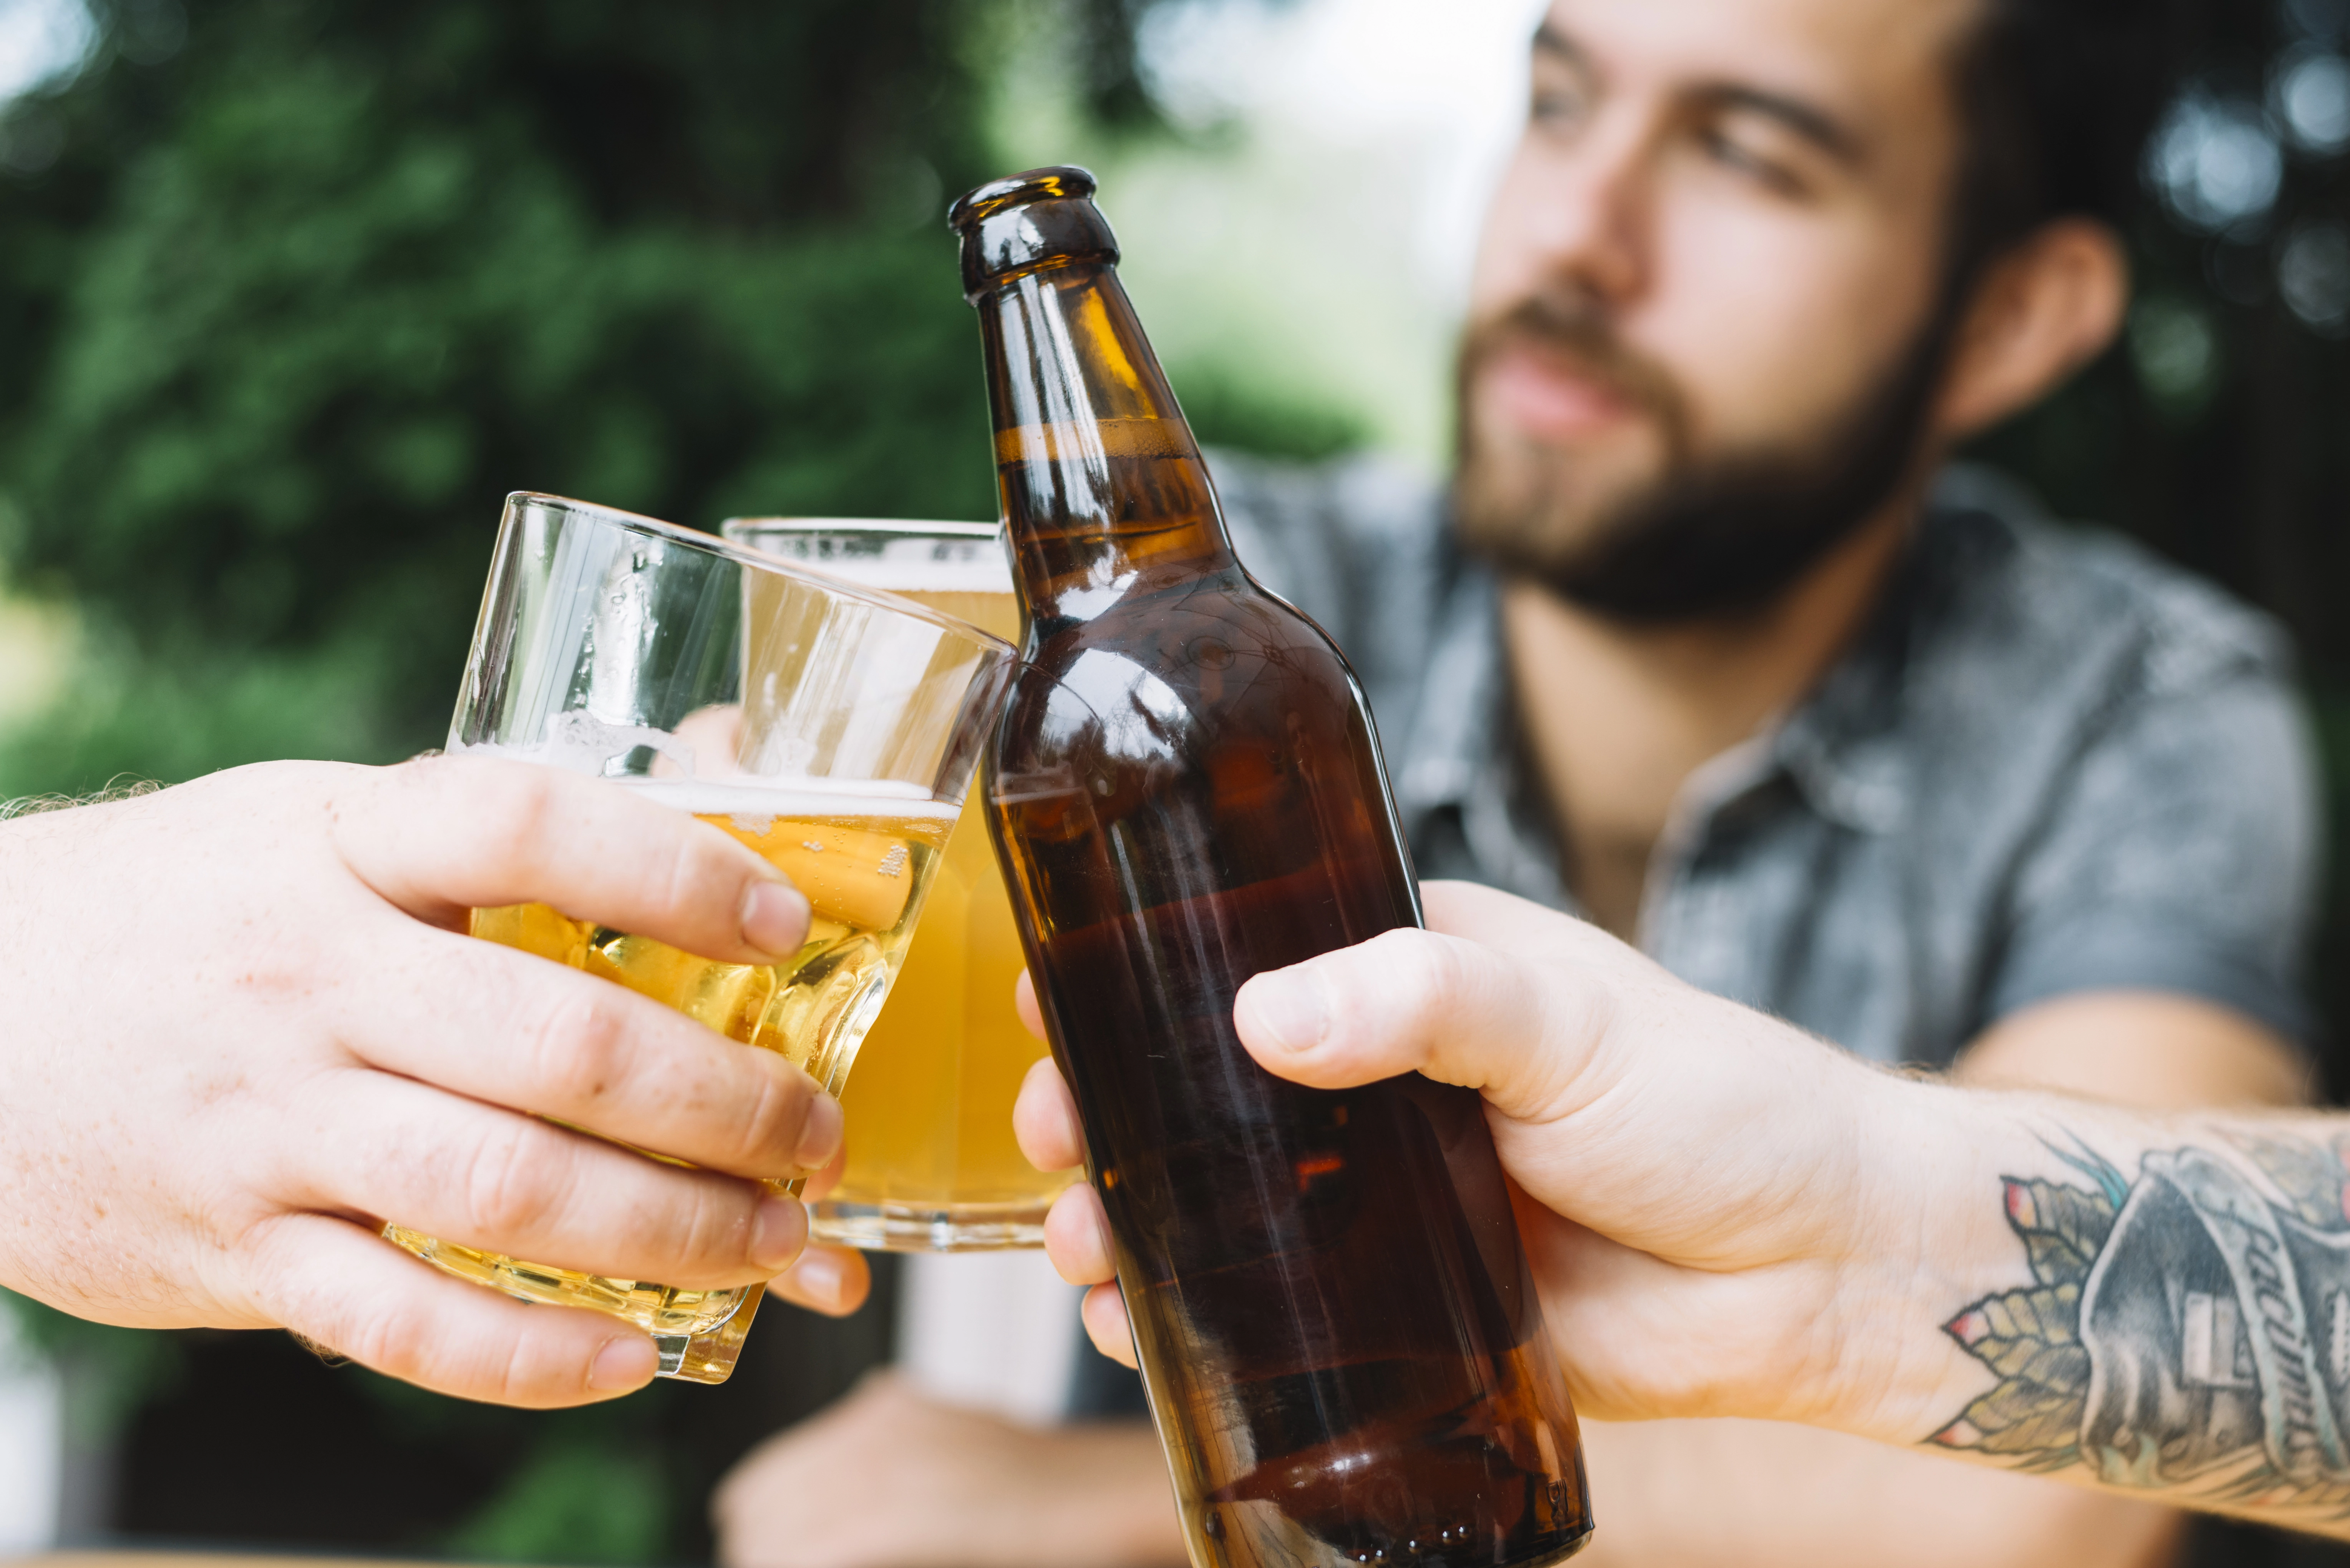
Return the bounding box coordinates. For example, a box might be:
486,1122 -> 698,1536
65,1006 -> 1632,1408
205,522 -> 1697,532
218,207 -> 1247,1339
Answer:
1836,1078 -> 2350,1538
1574,1418 -> 2181,1568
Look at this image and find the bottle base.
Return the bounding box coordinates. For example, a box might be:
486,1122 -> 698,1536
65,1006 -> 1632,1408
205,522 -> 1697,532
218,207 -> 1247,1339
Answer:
1186,1507 -> 1593,1568
1533,1522 -> 1597,1565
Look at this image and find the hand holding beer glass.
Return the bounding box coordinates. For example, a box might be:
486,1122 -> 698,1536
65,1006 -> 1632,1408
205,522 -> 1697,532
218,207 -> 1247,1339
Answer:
383,494 -> 1014,1383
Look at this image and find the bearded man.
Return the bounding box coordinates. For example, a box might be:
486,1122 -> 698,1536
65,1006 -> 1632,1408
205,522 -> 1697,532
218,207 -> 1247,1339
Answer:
716,0 -> 2319,1563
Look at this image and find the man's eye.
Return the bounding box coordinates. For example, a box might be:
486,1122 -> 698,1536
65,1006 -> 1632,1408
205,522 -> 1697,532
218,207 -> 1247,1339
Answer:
1531,85 -> 1587,129
1702,129 -> 1804,196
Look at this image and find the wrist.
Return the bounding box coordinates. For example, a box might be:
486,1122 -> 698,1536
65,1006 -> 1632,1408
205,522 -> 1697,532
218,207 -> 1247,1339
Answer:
1809,1071 -> 2015,1447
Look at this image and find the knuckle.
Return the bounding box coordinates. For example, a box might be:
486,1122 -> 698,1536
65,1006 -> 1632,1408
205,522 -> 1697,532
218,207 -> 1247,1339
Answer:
342,1296 -> 430,1382
672,1177 -> 756,1273
659,823 -> 729,925
520,980 -> 634,1109
231,1218 -> 323,1329
461,1117 -> 568,1241
384,751 -> 455,800
489,1333 -> 557,1408
730,1056 -> 810,1170
1354,928 -> 1463,1034
257,1247 -> 422,1382
468,762 -> 564,871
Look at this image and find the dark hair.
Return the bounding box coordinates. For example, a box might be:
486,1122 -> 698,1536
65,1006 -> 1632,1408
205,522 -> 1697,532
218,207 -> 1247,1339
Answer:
1945,0 -> 2189,287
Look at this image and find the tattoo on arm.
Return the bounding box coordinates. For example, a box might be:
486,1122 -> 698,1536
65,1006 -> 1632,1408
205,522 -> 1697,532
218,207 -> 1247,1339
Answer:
1934,1127 -> 2350,1518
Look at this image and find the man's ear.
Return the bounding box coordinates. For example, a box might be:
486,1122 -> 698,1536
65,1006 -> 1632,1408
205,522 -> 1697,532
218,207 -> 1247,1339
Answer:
1930,218 -> 2130,441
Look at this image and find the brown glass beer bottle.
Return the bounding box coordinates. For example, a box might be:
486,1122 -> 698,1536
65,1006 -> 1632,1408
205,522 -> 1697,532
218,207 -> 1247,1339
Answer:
949,166 -> 1593,1568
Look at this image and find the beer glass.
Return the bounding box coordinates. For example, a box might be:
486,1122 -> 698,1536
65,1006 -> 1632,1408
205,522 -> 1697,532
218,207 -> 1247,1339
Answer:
382,494 -> 1015,1384
720,517 -> 1076,1250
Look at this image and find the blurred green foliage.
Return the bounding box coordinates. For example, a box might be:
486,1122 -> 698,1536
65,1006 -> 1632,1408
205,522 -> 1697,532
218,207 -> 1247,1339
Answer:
446,1441 -> 668,1566
0,0 -> 1347,797
0,0 -> 1006,793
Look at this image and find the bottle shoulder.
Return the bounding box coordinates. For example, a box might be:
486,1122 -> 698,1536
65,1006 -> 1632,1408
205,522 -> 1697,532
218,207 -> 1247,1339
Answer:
1023,569 -> 1355,682
994,567 -> 1423,935
1005,595 -> 1382,806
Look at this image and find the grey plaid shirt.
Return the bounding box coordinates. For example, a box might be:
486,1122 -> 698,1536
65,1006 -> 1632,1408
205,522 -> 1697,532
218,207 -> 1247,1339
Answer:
1216,454 -> 2320,1068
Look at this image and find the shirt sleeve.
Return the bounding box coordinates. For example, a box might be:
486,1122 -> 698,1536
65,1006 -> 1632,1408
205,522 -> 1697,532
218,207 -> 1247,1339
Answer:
1986,663 -> 2323,1046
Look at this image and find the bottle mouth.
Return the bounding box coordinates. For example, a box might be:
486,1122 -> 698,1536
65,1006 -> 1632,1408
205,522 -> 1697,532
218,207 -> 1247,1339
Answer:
948,165 -> 1119,303
947,165 -> 1097,232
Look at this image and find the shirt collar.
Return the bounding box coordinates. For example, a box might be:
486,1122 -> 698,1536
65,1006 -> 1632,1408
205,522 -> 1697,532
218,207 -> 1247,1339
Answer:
1395,469 -> 2025,852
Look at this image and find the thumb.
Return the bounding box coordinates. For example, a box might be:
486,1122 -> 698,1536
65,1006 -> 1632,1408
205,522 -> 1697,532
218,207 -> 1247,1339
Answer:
1232,922 -> 1612,1128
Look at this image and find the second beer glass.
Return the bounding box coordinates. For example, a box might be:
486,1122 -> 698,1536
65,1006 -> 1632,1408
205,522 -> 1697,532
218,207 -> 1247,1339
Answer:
722,516 -> 1076,1250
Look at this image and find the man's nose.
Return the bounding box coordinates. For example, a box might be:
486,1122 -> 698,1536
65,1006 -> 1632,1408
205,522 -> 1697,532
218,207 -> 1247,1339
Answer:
1510,118 -> 1652,309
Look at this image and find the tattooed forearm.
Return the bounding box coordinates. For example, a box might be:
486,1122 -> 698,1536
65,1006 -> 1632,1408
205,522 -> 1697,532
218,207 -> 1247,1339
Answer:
1934,1126 -> 2350,1518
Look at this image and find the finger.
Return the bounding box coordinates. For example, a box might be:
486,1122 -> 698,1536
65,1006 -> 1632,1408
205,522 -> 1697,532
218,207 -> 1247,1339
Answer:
1041,1180 -> 1115,1286
337,754 -> 811,963
1013,1056 -> 1085,1173
1231,923 -> 1600,1124
766,1243 -> 872,1318
250,1212 -> 660,1408
799,1139 -> 849,1205
306,1069 -> 808,1290
1013,970 -> 1045,1039
1080,1283 -> 1137,1369
338,922 -> 842,1182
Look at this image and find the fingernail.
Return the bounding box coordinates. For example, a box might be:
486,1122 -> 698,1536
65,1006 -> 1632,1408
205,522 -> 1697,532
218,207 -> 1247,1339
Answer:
750,1194 -> 808,1274
788,1248 -> 848,1311
794,1091 -> 844,1172
1242,969 -> 1327,1054
588,1335 -> 658,1392
741,878 -> 812,958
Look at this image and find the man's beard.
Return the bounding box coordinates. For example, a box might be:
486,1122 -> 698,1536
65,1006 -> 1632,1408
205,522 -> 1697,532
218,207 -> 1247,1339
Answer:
1452,291 -> 1958,624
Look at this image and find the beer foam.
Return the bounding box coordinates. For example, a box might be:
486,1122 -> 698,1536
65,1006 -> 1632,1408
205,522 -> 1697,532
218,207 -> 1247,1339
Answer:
823,559 -> 1011,594
450,732 -> 959,827
619,777 -> 958,824
453,713 -> 698,780
728,532 -> 1011,595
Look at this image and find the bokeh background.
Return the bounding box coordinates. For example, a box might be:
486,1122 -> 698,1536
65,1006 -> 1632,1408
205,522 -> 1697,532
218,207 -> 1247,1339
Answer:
0,0 -> 2342,1562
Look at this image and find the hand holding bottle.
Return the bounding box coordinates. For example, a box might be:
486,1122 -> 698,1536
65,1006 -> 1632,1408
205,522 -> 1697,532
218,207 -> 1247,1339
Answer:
1026,882 -> 2350,1542
1021,879 -> 2012,1444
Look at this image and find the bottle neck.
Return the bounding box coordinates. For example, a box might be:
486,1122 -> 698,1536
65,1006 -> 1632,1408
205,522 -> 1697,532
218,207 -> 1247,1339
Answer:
976,262 -> 1236,627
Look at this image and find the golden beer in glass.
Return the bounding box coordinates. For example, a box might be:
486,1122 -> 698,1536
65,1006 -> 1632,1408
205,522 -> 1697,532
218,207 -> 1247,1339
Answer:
723,518 -> 1076,1250
385,495 -> 1013,1382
